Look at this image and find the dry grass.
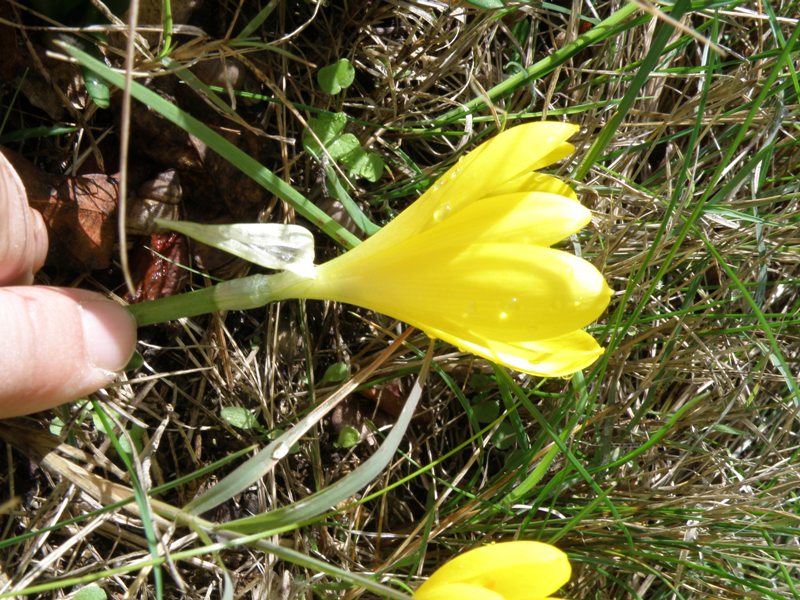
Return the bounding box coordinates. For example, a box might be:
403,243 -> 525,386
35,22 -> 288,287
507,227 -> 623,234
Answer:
0,0 -> 799,598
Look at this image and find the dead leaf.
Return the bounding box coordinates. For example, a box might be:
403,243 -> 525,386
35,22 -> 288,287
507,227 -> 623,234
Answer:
124,232 -> 190,303
1,147 -> 117,271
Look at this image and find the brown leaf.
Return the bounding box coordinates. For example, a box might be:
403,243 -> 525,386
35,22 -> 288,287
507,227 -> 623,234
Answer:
124,232 -> 190,303
358,380 -> 408,419
2,148 -> 117,271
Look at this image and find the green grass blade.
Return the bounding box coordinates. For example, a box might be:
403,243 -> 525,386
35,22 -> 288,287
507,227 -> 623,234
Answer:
185,332 -> 417,515
433,2 -> 642,124
90,401 -> 163,599
700,236 -> 800,403
700,23 -> 800,196
495,368 -> 635,550
58,42 -> 362,249
573,0 -> 693,181
220,343 -> 433,533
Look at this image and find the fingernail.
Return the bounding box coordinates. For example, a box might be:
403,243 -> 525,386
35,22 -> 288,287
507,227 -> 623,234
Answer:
80,300 -> 138,371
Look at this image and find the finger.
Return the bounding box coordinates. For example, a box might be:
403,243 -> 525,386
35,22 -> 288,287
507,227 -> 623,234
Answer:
29,206 -> 48,274
0,151 -> 50,285
0,287 -> 137,417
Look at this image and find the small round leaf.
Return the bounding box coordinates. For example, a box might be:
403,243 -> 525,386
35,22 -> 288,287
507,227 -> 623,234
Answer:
335,426 -> 361,449
317,59 -> 355,95
472,400 -> 501,424
73,585 -> 108,600
221,406 -> 260,431
320,362 -> 350,385
343,148 -> 385,182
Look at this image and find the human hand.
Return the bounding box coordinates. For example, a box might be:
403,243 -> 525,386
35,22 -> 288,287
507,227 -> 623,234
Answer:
0,151 -> 137,417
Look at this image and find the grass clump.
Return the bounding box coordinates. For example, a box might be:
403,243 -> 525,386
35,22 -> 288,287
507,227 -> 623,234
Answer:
0,1 -> 798,599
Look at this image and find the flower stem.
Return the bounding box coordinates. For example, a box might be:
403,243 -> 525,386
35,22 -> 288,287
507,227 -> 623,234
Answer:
128,274 -> 278,326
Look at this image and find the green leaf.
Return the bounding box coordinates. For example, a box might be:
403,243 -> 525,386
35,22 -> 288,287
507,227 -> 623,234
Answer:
325,133 -> 361,160
317,58 -> 355,95
319,362 -> 349,385
302,112 -> 348,155
221,406 -> 260,431
491,421 -> 517,450
321,163 -> 381,235
91,412 -> 105,433
124,350 -> 144,371
82,67 -> 110,109
117,425 -> 145,457
464,0 -> 505,7
472,400 -> 501,424
343,148 -> 385,183
90,401 -> 164,595
73,585 -> 107,600
49,416 -> 65,437
302,111 -> 384,183
335,426 -> 361,449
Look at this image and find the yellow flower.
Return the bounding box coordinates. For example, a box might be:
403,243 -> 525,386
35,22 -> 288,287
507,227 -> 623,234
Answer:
413,541 -> 571,600
275,122 -> 611,377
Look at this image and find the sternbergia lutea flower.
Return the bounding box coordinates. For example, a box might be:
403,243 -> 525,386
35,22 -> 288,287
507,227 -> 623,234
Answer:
413,541 -> 571,600
271,122 -> 611,377
136,122 -> 611,377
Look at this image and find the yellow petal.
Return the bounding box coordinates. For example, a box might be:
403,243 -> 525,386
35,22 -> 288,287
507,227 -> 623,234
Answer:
330,192 -> 589,269
489,172 -> 579,202
437,330 -> 605,377
318,190 -> 591,276
354,122 -> 579,252
310,188 -> 592,275
413,192 -> 592,247
309,241 -> 610,343
414,583 -> 506,600
437,121 -> 579,195
414,541 -> 571,600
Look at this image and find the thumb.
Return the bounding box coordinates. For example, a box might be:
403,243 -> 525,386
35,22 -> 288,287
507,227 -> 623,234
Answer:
0,286 -> 137,417
0,150 -> 49,285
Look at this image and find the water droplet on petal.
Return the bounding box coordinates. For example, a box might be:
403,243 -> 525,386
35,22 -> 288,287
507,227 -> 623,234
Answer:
498,297 -> 519,322
433,202 -> 452,222
462,300 -> 477,319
